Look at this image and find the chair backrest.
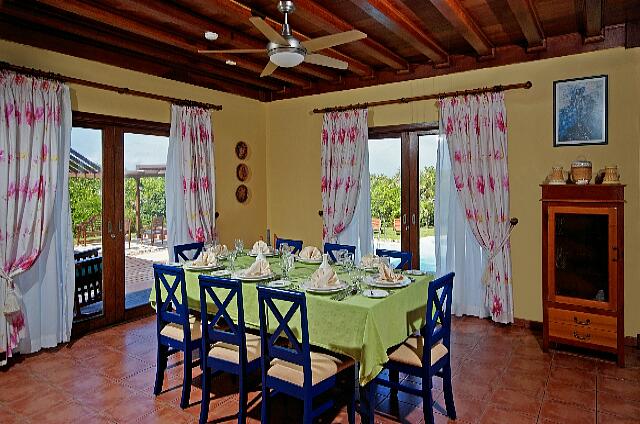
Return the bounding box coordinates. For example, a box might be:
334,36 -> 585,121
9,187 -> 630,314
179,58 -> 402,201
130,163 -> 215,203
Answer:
376,248 -> 412,270
422,272 -> 454,356
257,287 -> 311,386
323,243 -> 356,262
199,275 -> 248,363
75,256 -> 103,308
173,242 -> 204,262
393,218 -> 401,232
275,238 -> 303,254
153,264 -> 191,340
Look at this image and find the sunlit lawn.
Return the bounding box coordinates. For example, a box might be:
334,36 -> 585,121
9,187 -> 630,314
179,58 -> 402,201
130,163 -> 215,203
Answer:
374,226 -> 434,241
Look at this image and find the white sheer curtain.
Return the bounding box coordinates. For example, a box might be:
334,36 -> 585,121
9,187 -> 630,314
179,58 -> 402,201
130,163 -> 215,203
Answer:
166,105 -> 215,261
0,71 -> 74,363
435,127 -> 489,318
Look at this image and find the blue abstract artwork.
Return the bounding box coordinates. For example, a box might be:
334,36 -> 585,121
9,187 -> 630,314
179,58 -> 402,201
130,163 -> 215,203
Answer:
554,75 -> 607,146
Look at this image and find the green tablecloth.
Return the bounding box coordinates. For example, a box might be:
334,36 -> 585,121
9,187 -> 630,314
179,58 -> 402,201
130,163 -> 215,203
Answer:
150,254 -> 432,385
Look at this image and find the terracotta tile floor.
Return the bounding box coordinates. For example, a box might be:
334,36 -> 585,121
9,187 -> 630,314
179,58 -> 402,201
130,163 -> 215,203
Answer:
1,316 -> 639,423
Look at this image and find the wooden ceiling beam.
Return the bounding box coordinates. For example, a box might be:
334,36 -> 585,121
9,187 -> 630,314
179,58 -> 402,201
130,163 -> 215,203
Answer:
505,0 -> 545,50
291,0 -> 408,71
348,0 -> 449,65
583,0 -> 605,43
187,0 -> 373,77
32,0 -> 311,88
429,0 -> 494,57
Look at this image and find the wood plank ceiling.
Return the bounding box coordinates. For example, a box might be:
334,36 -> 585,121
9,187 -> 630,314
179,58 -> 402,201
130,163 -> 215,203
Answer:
1,0 -> 638,101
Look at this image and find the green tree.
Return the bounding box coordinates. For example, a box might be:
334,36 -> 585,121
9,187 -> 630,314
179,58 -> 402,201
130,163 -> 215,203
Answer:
419,166 -> 436,227
69,177 -> 102,235
370,171 -> 401,226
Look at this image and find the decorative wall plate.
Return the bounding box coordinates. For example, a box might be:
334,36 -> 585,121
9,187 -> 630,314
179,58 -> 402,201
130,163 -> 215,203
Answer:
236,163 -> 249,181
236,184 -> 248,203
235,141 -> 248,160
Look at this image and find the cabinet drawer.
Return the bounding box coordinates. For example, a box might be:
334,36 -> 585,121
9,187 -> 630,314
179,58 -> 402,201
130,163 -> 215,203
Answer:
548,307 -> 616,333
548,321 -> 617,349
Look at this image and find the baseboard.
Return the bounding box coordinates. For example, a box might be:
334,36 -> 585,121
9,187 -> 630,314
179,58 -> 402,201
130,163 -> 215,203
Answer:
514,318 -> 639,348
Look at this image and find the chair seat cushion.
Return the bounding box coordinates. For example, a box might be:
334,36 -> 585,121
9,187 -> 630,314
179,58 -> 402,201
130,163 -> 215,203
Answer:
387,336 -> 448,368
268,351 -> 354,387
209,333 -> 261,364
160,315 -> 202,342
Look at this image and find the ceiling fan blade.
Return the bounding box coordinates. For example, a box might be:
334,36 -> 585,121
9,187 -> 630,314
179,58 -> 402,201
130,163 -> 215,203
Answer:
303,30 -> 367,53
304,54 -> 348,70
249,16 -> 288,45
260,61 -> 278,77
198,49 -> 264,54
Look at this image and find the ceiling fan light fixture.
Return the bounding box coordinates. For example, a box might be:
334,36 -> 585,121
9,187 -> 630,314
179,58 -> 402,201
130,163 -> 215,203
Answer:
270,51 -> 305,67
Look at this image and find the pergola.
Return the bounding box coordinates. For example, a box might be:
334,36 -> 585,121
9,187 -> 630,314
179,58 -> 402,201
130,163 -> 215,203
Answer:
69,148 -> 165,239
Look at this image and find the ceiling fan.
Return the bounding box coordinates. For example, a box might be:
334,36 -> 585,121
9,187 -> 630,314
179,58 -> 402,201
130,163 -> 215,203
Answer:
198,0 -> 367,77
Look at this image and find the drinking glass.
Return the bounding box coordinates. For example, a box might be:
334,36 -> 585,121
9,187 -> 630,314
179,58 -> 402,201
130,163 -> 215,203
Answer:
234,238 -> 244,255
281,251 -> 294,280
344,252 -> 355,276
279,243 -> 289,256
228,250 -> 237,271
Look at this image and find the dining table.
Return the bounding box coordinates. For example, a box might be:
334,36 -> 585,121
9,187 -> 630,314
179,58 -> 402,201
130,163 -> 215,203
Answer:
149,251 -> 434,388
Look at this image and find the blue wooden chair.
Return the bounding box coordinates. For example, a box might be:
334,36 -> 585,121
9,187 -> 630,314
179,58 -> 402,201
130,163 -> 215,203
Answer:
198,275 -> 261,424
153,264 -> 202,409
323,242 -> 356,262
373,272 -> 456,424
275,237 -> 303,254
257,286 -> 357,424
173,242 -> 204,263
376,248 -> 412,270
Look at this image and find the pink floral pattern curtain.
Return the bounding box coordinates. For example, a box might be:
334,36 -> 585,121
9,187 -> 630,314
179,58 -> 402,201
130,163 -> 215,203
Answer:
0,71 -> 67,361
174,105 -> 215,243
321,109 -> 368,243
439,92 -> 513,323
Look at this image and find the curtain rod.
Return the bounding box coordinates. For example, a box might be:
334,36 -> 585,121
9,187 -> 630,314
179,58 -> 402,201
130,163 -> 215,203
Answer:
0,61 -> 223,111
312,81 -> 532,114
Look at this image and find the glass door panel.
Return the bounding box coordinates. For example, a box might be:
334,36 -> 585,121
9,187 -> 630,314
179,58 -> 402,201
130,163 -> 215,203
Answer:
369,137 -> 402,267
123,132 -> 169,310
417,134 -> 437,273
70,127 -> 105,322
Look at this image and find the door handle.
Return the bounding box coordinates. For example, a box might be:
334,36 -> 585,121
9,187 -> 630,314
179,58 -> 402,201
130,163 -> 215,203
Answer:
108,221 -> 116,239
402,214 -> 406,225
412,214 -> 416,225
118,220 -> 123,233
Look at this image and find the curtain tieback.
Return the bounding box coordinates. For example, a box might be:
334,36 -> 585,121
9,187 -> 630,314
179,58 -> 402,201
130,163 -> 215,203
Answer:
0,269 -> 21,315
481,224 -> 515,285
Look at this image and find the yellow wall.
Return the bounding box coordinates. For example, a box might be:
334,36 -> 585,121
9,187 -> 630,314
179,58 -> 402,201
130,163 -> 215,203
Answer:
266,47 -> 640,337
0,39 -> 268,246
3,39 -> 640,336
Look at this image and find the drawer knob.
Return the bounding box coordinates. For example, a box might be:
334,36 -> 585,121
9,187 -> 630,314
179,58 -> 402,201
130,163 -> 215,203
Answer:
573,330 -> 591,341
573,316 -> 591,326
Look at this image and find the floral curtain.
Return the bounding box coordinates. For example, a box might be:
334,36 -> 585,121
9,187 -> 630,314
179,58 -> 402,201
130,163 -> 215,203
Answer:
0,71 -> 69,363
439,92 -> 513,323
168,105 -> 215,247
321,109 -> 368,243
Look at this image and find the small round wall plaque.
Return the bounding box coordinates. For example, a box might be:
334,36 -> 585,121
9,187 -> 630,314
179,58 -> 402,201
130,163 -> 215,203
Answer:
236,163 -> 249,182
235,141 -> 248,160
235,184 -> 248,203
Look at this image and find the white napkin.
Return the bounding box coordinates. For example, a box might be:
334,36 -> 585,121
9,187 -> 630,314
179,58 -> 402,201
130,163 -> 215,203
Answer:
377,263 -> 404,284
209,244 -> 228,256
299,246 -> 322,260
193,251 -> 217,266
360,254 -> 381,268
251,240 -> 270,255
243,254 -> 271,277
309,255 -> 339,288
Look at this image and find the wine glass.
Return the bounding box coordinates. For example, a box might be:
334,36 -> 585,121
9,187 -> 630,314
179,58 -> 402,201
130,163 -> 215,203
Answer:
234,238 -> 244,255
281,251 -> 294,280
228,249 -> 237,271
279,243 -> 289,257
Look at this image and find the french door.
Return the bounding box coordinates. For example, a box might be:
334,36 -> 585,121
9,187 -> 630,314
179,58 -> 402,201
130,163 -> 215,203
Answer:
368,124 -> 438,271
71,112 -> 169,335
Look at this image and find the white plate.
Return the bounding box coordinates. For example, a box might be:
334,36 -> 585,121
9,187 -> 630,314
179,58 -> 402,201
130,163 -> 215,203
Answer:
405,269 -> 424,276
299,281 -> 348,294
365,275 -> 412,289
267,279 -> 291,288
209,270 -> 232,277
248,250 -> 277,257
166,262 -> 183,268
358,266 -> 378,273
184,263 -> 224,271
362,289 -> 388,298
234,271 -> 276,281
295,256 -> 322,264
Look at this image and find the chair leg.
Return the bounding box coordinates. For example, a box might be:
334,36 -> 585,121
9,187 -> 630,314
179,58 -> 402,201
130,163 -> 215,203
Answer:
302,395 -> 313,424
154,344 -> 169,396
200,366 -> 210,424
261,385 -> 270,424
238,372 -> 247,424
180,348 -> 193,409
347,366 -> 356,424
443,363 -> 456,420
389,369 -> 399,399
422,376 -> 434,424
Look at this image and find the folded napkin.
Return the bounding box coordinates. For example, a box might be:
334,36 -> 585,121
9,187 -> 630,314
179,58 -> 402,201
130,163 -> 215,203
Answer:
309,256 -> 339,288
193,251 -> 218,267
299,246 -> 322,260
243,254 -> 271,277
209,244 -> 228,256
360,254 -> 381,268
377,263 -> 405,284
251,240 -> 270,254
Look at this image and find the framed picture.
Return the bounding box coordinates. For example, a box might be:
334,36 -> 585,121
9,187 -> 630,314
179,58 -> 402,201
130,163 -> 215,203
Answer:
235,141 -> 248,159
554,75 -> 607,146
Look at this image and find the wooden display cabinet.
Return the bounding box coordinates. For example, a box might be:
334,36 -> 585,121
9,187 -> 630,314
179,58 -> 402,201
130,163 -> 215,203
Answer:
541,184 -> 625,366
